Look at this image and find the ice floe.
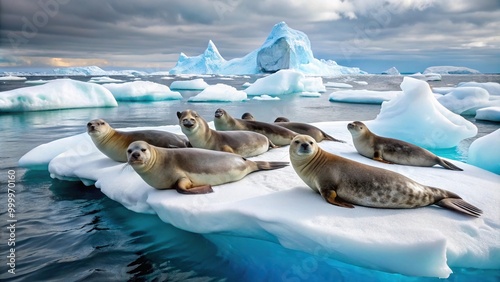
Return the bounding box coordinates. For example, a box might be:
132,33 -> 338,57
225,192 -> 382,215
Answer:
188,84 -> 247,102
169,78 -> 209,90
89,76 -> 124,83
19,121 -> 500,279
0,79 -> 117,112
0,75 -> 27,81
102,81 -> 182,101
475,106 -> 500,122
468,129 -> 500,174
424,66 -> 481,75
436,87 -> 491,115
329,90 -> 401,104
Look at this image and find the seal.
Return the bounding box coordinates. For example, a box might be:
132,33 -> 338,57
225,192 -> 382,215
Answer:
241,112 -> 255,120
214,108 -> 297,146
347,121 -> 463,170
177,110 -> 274,157
87,118 -> 188,162
273,117 -> 345,143
289,135 -> 481,217
127,141 -> 289,194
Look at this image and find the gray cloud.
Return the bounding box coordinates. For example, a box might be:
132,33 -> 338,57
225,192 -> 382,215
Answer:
0,0 -> 499,73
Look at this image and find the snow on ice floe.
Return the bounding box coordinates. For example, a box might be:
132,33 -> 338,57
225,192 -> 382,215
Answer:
424,66 -> 481,75
169,22 -> 365,75
253,95 -> 280,101
102,81 -> 182,101
329,90 -> 401,104
18,121 -> 500,278
0,79 -> 117,112
475,106 -> 500,122
244,70 -> 323,96
368,77 -> 477,149
188,84 -> 246,102
169,78 -> 209,90
468,129 -> 500,174
0,75 -> 27,81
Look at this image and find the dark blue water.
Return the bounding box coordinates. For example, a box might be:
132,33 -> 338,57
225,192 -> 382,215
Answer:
1,74 -> 499,281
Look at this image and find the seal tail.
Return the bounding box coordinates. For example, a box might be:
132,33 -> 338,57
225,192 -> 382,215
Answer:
322,132 -> 346,143
436,198 -> 482,217
254,161 -> 289,171
438,158 -> 463,171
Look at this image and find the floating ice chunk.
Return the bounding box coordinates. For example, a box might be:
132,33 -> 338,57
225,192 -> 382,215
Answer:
188,83 -> 247,102
169,78 -> 209,90
244,70 -> 305,96
329,90 -> 401,104
324,82 -> 353,88
354,80 -> 368,85
368,77 -> 477,149
475,106 -> 500,122
382,67 -> 400,75
102,81 -> 182,101
253,95 -> 280,101
432,87 -> 454,94
19,121 -> 500,278
0,79 -> 117,112
299,91 -> 321,97
242,82 -> 253,88
424,66 -> 480,75
25,79 -> 50,85
424,73 -> 442,81
54,66 -> 108,76
301,77 -> 326,92
160,76 -> 175,80
457,82 -> 500,96
89,76 -> 124,83
437,87 -> 490,115
0,75 -> 27,81
468,129 -> 500,174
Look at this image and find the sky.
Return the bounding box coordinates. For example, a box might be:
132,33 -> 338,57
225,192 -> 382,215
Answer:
1,0 -> 499,74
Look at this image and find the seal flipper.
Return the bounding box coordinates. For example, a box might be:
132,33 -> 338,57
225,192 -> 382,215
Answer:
438,158 -> 463,171
436,198 -> 482,217
175,178 -> 214,194
325,190 -> 354,208
254,161 -> 289,170
373,151 -> 393,164
322,132 -> 346,143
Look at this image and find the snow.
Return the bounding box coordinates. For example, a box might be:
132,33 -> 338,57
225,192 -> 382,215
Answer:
169,78 -> 209,90
0,75 -> 27,81
368,77 -> 477,149
0,79 -> 117,112
329,90 -> 401,104
475,106 -> 500,122
468,129 -> 500,174
168,22 -> 365,76
436,87 -> 491,115
324,82 -> 353,88
382,67 -> 400,75
19,121 -> 500,278
89,76 -> 124,83
423,66 -> 480,75
457,82 -> 500,96
102,81 -> 182,101
243,70 -> 328,96
188,83 -> 247,102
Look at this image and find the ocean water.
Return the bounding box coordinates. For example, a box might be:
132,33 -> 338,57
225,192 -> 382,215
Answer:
0,74 -> 499,281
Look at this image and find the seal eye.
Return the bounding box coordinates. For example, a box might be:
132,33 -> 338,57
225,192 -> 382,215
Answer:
87,122 -> 91,127
294,140 -> 300,144
127,149 -> 132,154
309,141 -> 313,145
141,148 -> 146,152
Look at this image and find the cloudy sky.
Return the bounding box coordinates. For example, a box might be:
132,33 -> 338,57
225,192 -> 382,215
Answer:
1,0 -> 499,73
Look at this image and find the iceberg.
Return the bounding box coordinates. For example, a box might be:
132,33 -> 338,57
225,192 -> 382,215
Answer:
457,82 -> 500,96
188,84 -> 247,102
475,106 -> 500,122
436,87 -> 491,115
0,79 -> 117,112
169,78 -> 209,90
423,66 -> 480,75
53,66 -> 109,76
368,77 -> 477,149
468,129 -> 500,174
382,67 -> 400,75
169,22 -> 366,75
329,90 -> 401,104
102,81 -> 182,101
19,121 -> 500,278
